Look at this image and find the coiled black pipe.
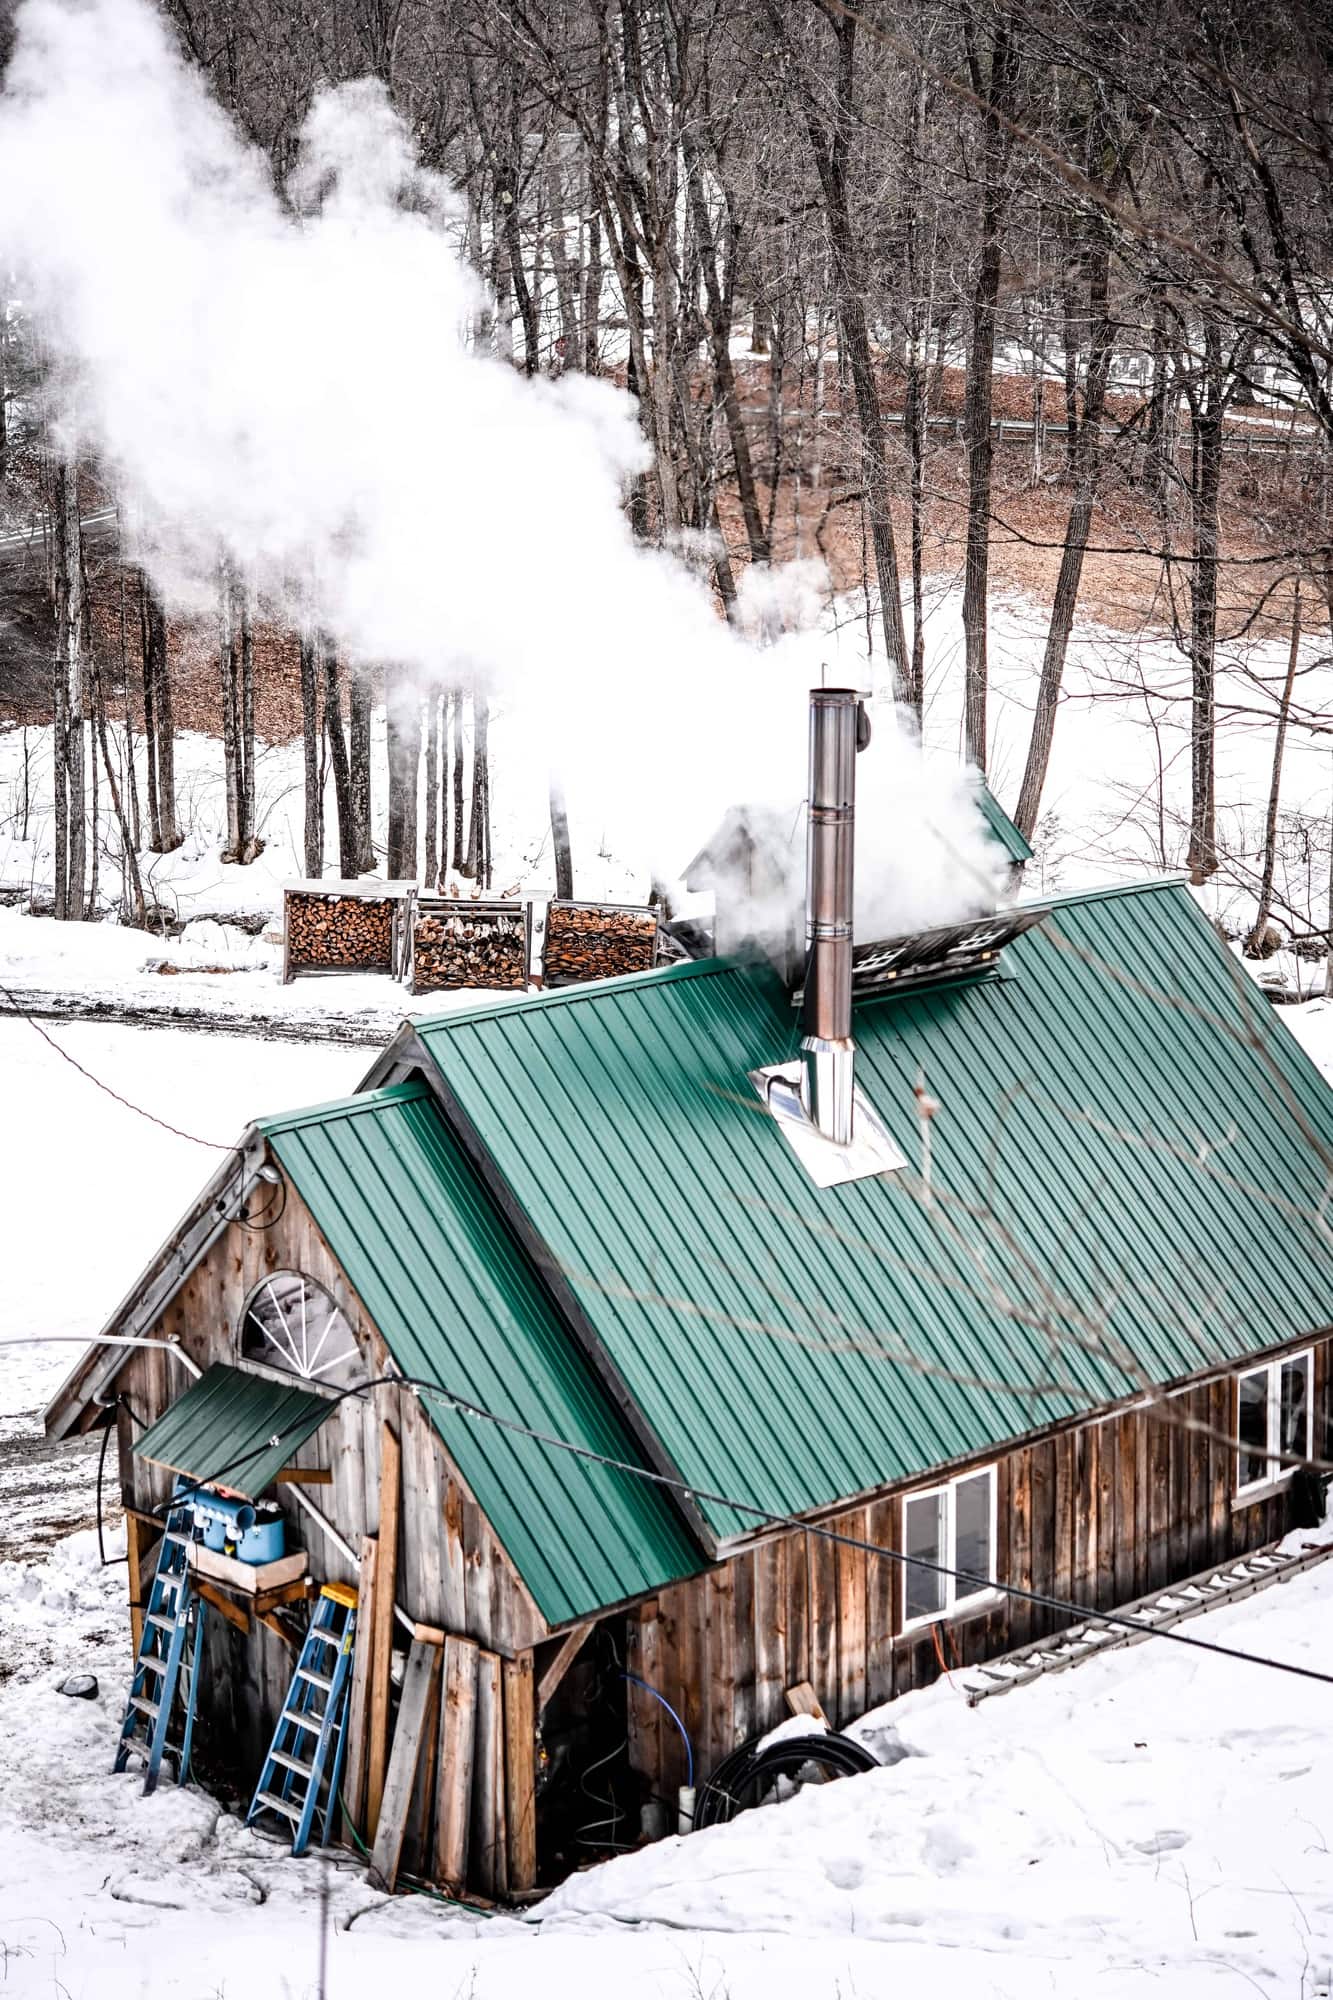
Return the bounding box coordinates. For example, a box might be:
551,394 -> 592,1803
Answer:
694,1730 -> 878,1829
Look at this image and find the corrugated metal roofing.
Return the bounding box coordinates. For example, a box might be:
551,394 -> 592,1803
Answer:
977,780 -> 1034,863
133,1362 -> 333,1501
257,1081 -> 700,1625
412,881 -> 1333,1545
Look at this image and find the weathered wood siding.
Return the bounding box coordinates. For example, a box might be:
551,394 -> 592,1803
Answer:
111,1158 -> 546,1781
626,1335 -> 1331,1799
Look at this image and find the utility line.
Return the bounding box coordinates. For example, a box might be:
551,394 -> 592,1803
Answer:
123,1360 -> 1333,1696
0,982 -> 229,1149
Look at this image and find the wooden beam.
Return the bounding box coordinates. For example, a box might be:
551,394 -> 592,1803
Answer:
342,1536 -> 377,1840
433,1635 -> 479,1891
784,1680 -> 830,1726
368,1637 -> 441,1894
503,1653 -> 537,1894
536,1621 -> 593,1719
275,1467 -> 332,1486
403,1649 -> 443,1881
366,1423 -> 401,1842
252,1577 -> 316,1617
194,1580 -> 251,1635
258,1610 -> 301,1649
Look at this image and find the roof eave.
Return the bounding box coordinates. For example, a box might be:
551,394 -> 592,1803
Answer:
42,1127 -> 268,1440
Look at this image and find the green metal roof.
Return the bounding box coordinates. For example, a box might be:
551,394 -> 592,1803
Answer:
257,1081 -> 700,1625
411,881 -> 1333,1545
977,778 -> 1034,863
133,1362 -> 333,1501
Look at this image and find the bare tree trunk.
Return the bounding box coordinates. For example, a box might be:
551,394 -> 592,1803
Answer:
385,670 -> 419,879
238,586 -> 259,862
324,639 -> 357,877
450,688 -> 465,875
219,561 -> 242,863
52,461 -> 86,920
465,690 -> 490,886
423,688 -> 440,891
139,577 -> 160,852
1246,581 -> 1301,954
118,568 -> 141,854
902,67 -> 930,714
299,629 -> 324,877
549,779 -> 573,898
1015,218 -> 1115,838
1188,343 -> 1224,882
92,650 -> 146,927
960,14 -> 1017,771
348,659 -> 375,872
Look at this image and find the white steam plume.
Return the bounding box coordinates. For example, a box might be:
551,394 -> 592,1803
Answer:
0,0 -> 1007,927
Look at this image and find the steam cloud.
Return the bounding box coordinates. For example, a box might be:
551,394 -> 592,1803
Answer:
0,0 -> 1007,931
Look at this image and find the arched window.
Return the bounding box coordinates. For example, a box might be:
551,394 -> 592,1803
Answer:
239,1271 -> 366,1392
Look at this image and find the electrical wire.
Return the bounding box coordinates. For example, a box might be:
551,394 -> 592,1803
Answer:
695,1732 -> 879,1830
0,984 -> 230,1149
138,1364 -> 1333,1695
623,1672 -> 694,1788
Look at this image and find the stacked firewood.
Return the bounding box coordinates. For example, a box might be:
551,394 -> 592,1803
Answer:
543,903 -> 658,985
412,907 -> 528,993
286,892 -> 394,971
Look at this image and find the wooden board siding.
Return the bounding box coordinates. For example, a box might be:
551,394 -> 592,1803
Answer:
626,1332 -> 1333,1804
107,1159 -> 547,1837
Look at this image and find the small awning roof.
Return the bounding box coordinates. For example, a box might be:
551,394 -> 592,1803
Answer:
133,1362 -> 335,1502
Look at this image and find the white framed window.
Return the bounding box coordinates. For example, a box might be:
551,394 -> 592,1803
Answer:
1235,1349 -> 1312,1496
901,1465 -> 997,1631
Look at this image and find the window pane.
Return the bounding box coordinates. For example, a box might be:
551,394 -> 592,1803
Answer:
904,1492 -> 946,1622
954,1473 -> 993,1599
1238,1370 -> 1270,1487
1279,1355 -> 1311,1464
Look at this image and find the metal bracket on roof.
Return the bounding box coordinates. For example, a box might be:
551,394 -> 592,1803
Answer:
750,1063 -> 907,1189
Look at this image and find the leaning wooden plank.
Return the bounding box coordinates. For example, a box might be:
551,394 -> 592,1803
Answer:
367,1423 -> 401,1841
402,1644 -> 443,1882
368,1637 -> 442,1893
342,1536 -> 378,1837
433,1636 -> 479,1891
503,1654 -> 537,1894
125,1510 -> 147,1656
470,1651 -> 507,1899
784,1680 -> 830,1726
536,1621 -> 593,1718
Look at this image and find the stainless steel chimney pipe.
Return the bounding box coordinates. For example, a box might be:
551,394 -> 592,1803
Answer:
800,687 -> 867,1145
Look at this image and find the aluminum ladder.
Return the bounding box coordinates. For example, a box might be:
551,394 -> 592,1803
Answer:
114,1490 -> 203,1793
963,1535 -> 1333,1706
246,1582 -> 358,1855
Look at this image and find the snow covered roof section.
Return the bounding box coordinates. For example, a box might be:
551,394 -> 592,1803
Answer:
405,879 -> 1333,1547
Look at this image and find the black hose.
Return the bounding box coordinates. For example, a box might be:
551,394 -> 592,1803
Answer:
694,1730 -> 878,1830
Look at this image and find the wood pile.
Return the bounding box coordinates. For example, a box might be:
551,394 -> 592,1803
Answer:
410,903 -> 529,994
543,901 -> 658,986
284,890 -> 395,979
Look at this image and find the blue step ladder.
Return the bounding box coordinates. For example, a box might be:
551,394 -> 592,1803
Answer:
114,1490 -> 204,1795
246,1583 -> 358,1856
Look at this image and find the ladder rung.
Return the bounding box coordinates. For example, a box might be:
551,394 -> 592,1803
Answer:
297,1669 -> 334,1692
269,1748 -> 314,1777
253,1789 -> 301,1822
307,1630 -> 339,1648
147,1612 -> 176,1631
130,1695 -> 160,1719
282,1707 -> 324,1731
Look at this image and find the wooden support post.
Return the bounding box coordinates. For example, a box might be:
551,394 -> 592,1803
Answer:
194,1580 -> 251,1635
433,1635 -> 479,1891
402,1647 -> 443,1881
367,1423 -> 401,1842
503,1653 -> 537,1894
470,1651 -> 508,1899
536,1621 -> 593,1719
342,1535 -> 378,1838
125,1510 -> 147,1656
368,1637 -> 441,1894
